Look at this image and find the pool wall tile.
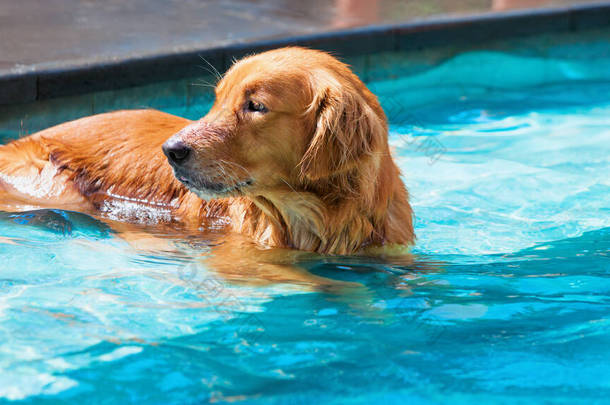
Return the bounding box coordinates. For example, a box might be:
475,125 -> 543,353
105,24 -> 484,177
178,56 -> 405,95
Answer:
0,94 -> 94,141
36,49 -> 224,101
92,79 -> 189,115
0,74 -> 37,105
395,12 -> 571,53
298,28 -> 397,57
366,47 -> 455,83
570,3 -> 610,31
543,28 -> 610,59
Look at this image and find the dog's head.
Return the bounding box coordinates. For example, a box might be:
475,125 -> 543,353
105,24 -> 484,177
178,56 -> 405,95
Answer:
162,47 -> 388,202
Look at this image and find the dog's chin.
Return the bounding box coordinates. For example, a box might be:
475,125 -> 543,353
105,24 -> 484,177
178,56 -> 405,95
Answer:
176,174 -> 253,201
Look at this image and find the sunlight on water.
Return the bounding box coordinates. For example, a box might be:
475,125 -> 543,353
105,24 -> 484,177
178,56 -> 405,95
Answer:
0,46 -> 609,403
392,93 -> 610,256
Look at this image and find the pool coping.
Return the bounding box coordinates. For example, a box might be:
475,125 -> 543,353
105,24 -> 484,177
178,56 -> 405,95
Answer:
2,1 -> 609,106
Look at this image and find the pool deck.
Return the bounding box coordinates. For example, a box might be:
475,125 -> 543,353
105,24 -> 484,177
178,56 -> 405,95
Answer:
1,0 -> 609,105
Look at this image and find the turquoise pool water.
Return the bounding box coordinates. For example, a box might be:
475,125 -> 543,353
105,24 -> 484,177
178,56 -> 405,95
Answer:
1,48 -> 609,404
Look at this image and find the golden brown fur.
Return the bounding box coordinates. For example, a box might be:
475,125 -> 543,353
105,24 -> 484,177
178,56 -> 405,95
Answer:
0,47 -> 414,255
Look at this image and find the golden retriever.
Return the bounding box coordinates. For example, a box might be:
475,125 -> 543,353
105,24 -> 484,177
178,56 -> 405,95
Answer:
0,47 -> 414,256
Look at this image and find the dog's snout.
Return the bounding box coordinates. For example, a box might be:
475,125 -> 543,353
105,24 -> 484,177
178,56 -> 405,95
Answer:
162,138 -> 191,165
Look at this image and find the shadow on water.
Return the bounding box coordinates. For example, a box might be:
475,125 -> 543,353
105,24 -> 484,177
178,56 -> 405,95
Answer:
0,209 -> 112,240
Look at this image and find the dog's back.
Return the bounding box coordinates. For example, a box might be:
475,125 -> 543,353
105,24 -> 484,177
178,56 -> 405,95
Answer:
0,109 -> 191,211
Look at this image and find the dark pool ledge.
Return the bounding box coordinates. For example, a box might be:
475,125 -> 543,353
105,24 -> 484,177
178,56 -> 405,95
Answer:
1,1 -> 610,107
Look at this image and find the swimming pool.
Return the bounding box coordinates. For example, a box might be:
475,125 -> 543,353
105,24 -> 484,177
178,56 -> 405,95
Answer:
1,30 -> 609,404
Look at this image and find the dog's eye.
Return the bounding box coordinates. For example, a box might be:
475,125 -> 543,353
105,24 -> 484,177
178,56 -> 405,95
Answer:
246,100 -> 267,113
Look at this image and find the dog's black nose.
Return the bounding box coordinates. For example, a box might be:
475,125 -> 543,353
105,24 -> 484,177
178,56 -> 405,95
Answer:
162,138 -> 191,165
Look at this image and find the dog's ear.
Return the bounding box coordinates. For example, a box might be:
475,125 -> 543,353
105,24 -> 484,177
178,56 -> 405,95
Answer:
299,79 -> 386,180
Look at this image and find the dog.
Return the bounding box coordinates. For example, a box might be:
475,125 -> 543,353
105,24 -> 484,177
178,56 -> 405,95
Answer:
0,47 -> 414,256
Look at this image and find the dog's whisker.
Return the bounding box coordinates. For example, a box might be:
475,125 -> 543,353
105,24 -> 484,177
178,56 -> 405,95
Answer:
213,161 -> 241,189
190,82 -> 216,89
218,159 -> 255,181
197,55 -> 223,81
